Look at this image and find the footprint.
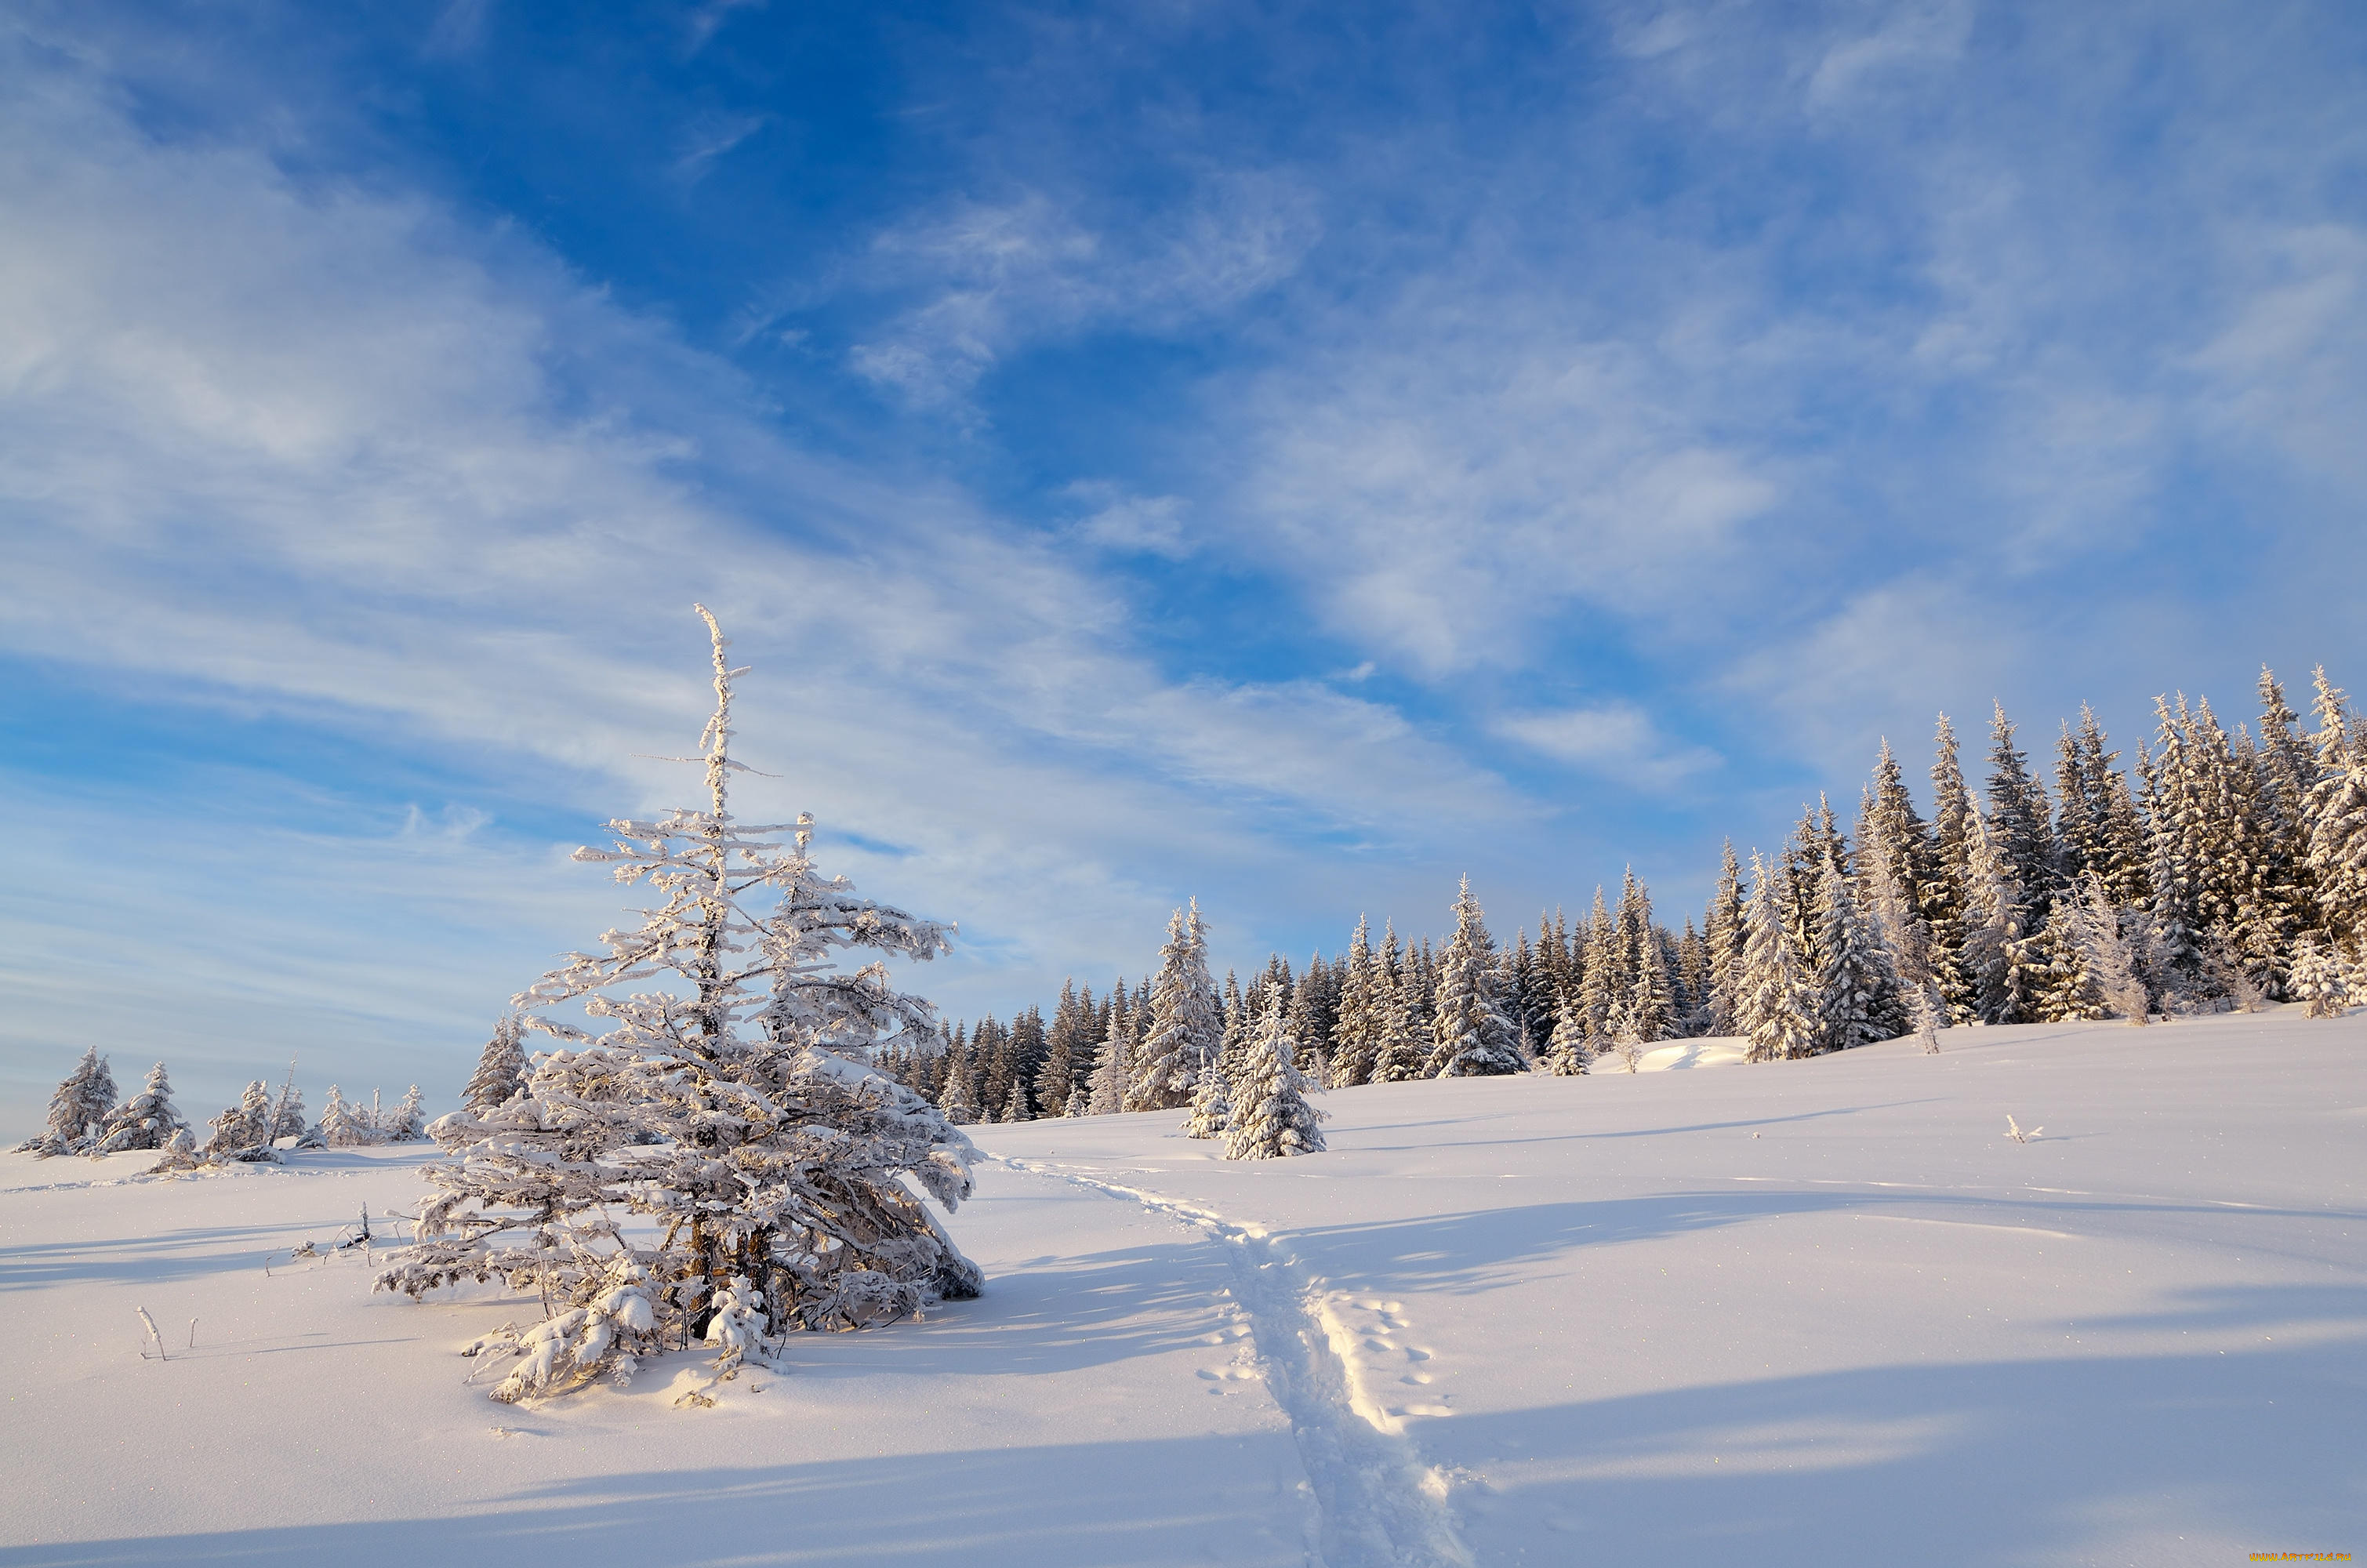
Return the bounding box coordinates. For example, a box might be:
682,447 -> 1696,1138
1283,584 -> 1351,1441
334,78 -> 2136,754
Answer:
1400,1372 -> 1432,1385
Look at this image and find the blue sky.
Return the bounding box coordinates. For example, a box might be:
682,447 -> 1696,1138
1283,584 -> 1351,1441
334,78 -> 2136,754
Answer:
4,0 -> 2364,1133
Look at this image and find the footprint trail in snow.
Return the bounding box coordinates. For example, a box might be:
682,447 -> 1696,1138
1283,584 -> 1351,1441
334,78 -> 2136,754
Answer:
996,1156 -> 1473,1568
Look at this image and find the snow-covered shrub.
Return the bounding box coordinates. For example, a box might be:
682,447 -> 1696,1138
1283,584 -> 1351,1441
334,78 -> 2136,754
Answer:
702,1275 -> 775,1371
379,608 -> 979,1370
465,1259 -> 659,1403
14,1047 -> 118,1156
90,1062 -> 187,1155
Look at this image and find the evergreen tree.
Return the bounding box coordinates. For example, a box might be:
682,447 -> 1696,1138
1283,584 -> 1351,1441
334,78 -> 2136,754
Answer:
1614,869 -> 1673,1044
318,1085 -> 379,1146
1928,713 -> 1979,1023
1223,989 -> 1327,1160
269,1071 -> 310,1143
1741,855 -> 1820,1062
1182,1051 -> 1231,1139
387,1086 -> 427,1142
2286,937 -> 2351,1019
379,608 -> 979,1358
1131,900 -> 1223,1112
464,1014 -> 530,1112
940,1031 -> 981,1123
1962,805 -> 2039,1024
1085,1011 -> 1131,1116
13,1047 -> 118,1156
2307,752 -> 2367,951
1985,702 -> 2059,916
206,1080 -> 278,1155
1426,877 -> 1524,1076
1813,847 -> 1898,1049
1287,949 -> 1338,1083
1703,841 -> 1748,1036
1674,919 -> 1711,1035
1369,924 -> 1430,1082
1577,887 -> 1618,1049
1327,915 -> 1381,1087
90,1062 -> 185,1155
1036,980 -> 1092,1116
1539,994 -> 1593,1075
1000,1075 -> 1033,1124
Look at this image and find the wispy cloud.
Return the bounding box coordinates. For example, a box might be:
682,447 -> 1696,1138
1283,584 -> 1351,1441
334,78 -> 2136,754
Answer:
1497,704 -> 1722,789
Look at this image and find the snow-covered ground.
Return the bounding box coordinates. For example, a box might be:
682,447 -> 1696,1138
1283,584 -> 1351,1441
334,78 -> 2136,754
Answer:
4,1011 -> 2362,1566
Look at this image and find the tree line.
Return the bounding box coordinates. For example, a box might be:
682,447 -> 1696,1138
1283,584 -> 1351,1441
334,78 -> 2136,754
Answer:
876,665 -> 2367,1118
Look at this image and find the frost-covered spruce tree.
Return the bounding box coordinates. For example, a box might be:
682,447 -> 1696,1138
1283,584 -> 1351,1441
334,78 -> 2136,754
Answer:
204,1080 -> 277,1156
1084,1013 -> 1131,1115
2073,871 -> 2151,1022
1538,994 -> 1592,1076
387,1086 -> 427,1142
463,1014 -> 530,1112
318,1087 -> 378,1146
1326,915 -> 1381,1087
1741,855 -> 1821,1062
1702,842 -> 1748,1036
1182,1050 -> 1231,1138
1225,989 -> 1326,1160
377,608 -> 979,1387
2307,753 -> 2367,950
13,1047 -> 118,1156
2287,938 -> 2351,1019
1131,900 -> 1222,1112
1427,877 -> 1524,1076
1369,926 -> 1431,1082
1814,848 -> 1898,1049
91,1062 -> 186,1155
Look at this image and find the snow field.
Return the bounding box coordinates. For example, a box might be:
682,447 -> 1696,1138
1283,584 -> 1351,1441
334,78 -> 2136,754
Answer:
3,1009 -> 2361,1566
0,1151 -> 1311,1566
980,1011 -> 2367,1566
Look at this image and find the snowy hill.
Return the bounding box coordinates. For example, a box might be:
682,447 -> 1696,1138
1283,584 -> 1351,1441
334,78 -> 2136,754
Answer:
3,1011 -> 2361,1566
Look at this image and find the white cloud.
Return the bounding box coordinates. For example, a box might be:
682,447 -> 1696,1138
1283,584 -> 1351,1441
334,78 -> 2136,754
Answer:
1497,704 -> 1722,789
848,176 -> 1320,408
1065,481 -> 1193,557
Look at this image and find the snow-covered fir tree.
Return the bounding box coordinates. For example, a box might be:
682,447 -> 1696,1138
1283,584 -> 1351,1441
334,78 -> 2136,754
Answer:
1927,713 -> 1980,1024
2307,750 -> 2367,953
1224,989 -> 1326,1160
1326,915 -> 1381,1087
464,1014 -> 530,1112
1131,900 -> 1222,1112
2286,937 -> 2351,1018
1702,842 -> 1747,1036
1814,847 -> 1898,1049
386,1086 -> 427,1142
1538,994 -> 1592,1076
14,1047 -> 118,1156
203,1080 -> 277,1156
318,1086 -> 378,1147
1368,924 -> 1430,1083
1182,1049 -> 1231,1138
90,1062 -> 185,1155
376,608 -> 979,1384
1741,855 -> 1821,1062
1085,1010 -> 1131,1116
1426,877 -> 1524,1076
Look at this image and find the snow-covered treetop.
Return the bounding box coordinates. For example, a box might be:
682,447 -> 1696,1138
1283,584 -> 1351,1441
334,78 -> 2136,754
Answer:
521,604 -> 953,1065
